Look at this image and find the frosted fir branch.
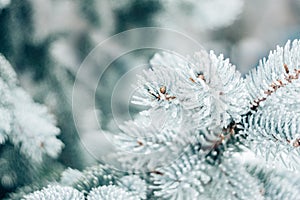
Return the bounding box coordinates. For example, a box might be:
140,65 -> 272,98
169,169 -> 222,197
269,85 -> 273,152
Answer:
22,168 -> 145,200
87,185 -> 139,200
114,118 -> 176,158
201,154 -> 263,200
199,121 -> 243,152
245,112 -> 300,171
244,40 -> 300,170
60,168 -> 83,186
0,93 -> 13,143
112,112 -> 198,171
250,64 -> 300,111
6,158 -> 64,200
188,51 -> 248,128
132,65 -> 180,108
0,55 -> 15,143
149,50 -> 249,129
0,54 -> 63,163
131,62 -> 187,136
127,50 -> 249,160
150,147 -> 262,200
10,88 -> 63,163
23,185 -> 84,200
0,54 -> 17,86
59,166 -> 147,199
246,161 -> 300,200
245,106 -> 300,149
65,164 -> 119,195
150,146 -> 212,199
246,39 -> 300,111
116,175 -> 147,200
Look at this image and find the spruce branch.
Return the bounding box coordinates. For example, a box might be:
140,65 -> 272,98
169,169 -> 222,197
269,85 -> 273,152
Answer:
201,154 -> 263,200
60,164 -> 147,199
250,63 -> 300,111
87,185 -> 139,200
117,175 -> 147,199
246,159 -> 300,200
111,109 -> 198,171
142,50 -> 249,128
0,54 -> 64,163
150,146 -> 212,199
68,164 -> 118,195
59,165 -> 146,199
23,185 -> 84,200
111,50 -> 249,173
244,39 -> 300,170
16,38 -> 300,199
151,147 -> 263,200
246,40 -> 300,112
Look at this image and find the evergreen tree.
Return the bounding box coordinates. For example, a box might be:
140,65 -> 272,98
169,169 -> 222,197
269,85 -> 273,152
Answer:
3,39 -> 300,199
1,1 -> 300,199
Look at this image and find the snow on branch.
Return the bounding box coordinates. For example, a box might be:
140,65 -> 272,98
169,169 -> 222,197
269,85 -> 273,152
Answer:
23,185 -> 84,200
244,39 -> 300,170
0,54 -> 63,163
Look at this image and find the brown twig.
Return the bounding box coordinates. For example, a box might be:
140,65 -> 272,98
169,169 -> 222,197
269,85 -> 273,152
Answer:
148,86 -> 176,101
151,170 -> 164,175
189,72 -> 206,83
292,138 -> 300,147
251,64 -> 300,111
210,123 -> 238,150
136,140 -> 143,146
